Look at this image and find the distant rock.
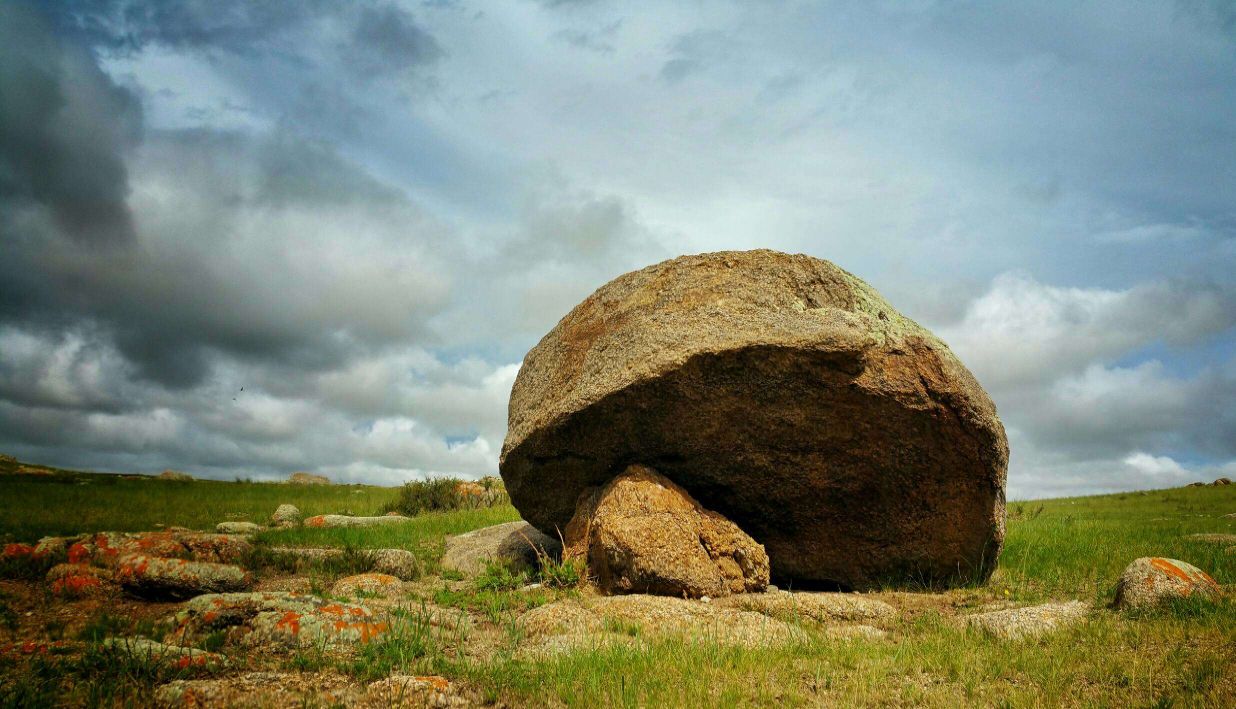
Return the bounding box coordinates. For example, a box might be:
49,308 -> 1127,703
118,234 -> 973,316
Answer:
963,601 -> 1090,639
216,522 -> 263,535
1186,533 -> 1236,545
116,555 -> 253,599
1214,477 -> 1232,486
287,472 -> 331,485
1187,482 -> 1207,487
441,521 -> 560,576
302,514 -> 412,529
271,504 -> 302,528
564,465 -> 769,598
1223,513 -> 1236,520
1113,557 -> 1220,609
158,470 -> 194,482
331,573 -> 401,597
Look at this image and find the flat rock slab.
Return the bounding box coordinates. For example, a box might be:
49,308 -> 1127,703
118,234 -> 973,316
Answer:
716,589 -> 897,625
215,522 -> 263,535
518,594 -> 806,650
117,555 -> 253,599
963,601 -> 1090,639
331,573 -> 401,597
101,637 -> 226,670
170,592 -> 387,650
65,532 -> 252,567
441,521 -> 561,576
303,515 -> 412,528
500,250 -> 1008,590
1114,557 -> 1220,609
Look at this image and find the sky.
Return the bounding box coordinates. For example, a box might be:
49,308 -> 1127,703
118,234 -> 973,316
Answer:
1,0 -> 1234,499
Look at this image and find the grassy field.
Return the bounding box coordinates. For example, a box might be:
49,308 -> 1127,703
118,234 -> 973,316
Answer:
1,467 -> 1234,707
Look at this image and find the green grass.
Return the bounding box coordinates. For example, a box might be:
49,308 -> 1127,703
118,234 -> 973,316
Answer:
1,460 -> 1234,707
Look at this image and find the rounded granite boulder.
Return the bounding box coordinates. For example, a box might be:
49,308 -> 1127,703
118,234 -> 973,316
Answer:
499,249 -> 1008,590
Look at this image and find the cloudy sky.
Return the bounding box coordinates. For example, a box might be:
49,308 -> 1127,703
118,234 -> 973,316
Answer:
1,0 -> 1233,498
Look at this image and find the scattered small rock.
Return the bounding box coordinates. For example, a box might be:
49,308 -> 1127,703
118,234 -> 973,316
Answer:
215,522 -> 263,535
332,573 -> 401,597
441,521 -> 561,576
303,514 -> 412,529
271,504 -> 302,528
563,465 -> 770,598
116,555 -> 253,599
963,601 -> 1090,639
1113,557 -> 1220,609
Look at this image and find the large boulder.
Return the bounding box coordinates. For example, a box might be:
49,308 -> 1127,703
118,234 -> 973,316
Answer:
500,250 -> 1008,589
564,465 -> 769,597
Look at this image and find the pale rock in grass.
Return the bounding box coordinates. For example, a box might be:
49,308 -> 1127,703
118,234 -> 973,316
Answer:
825,624 -> 889,640
158,470 -> 194,482
1186,533 -> 1236,545
441,521 -> 560,576
371,548 -> 421,580
271,504 -> 302,528
302,514 -> 412,528
963,600 -> 1090,639
331,573 -> 401,597
1113,557 -> 1220,609
716,589 -> 896,625
215,522 -> 263,535
156,672 -> 360,708
116,554 -> 253,599
564,465 -> 769,598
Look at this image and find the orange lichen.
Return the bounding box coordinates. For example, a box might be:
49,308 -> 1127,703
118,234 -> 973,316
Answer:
416,676 -> 451,691
304,515 -> 327,528
275,611 -> 302,636
2,543 -> 34,559
51,573 -> 102,597
1149,558 -> 1197,586
67,543 -> 90,564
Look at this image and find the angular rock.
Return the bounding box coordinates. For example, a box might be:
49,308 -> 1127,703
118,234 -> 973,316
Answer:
169,592 -> 388,649
332,573 -> 401,597
500,250 -> 1008,590
564,465 -> 769,597
216,522 -> 263,535
100,637 -> 226,670
717,589 -> 895,625
963,601 -> 1090,639
271,504 -> 302,528
116,555 -> 253,599
1113,557 -> 1221,609
303,514 -> 412,528
440,521 -> 561,576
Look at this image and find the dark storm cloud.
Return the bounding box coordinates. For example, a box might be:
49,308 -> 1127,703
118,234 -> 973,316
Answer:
349,3 -> 444,75
0,2 -> 140,245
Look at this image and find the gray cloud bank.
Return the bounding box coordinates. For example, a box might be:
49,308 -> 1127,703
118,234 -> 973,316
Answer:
1,1 -> 1233,496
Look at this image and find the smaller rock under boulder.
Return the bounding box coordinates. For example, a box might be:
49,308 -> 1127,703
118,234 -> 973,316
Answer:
564,465 -> 770,598
963,601 -> 1090,639
1113,557 -> 1220,609
116,555 -> 253,599
303,514 -> 411,528
271,504 -> 302,528
441,521 -> 561,576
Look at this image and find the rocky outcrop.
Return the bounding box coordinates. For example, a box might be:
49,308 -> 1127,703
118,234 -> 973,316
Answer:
440,521 -> 561,576
116,555 -> 253,599
500,250 -> 1008,590
65,531 -> 252,566
1214,477 -> 1232,486
288,472 -> 331,485
1113,557 -> 1220,609
158,470 -> 194,481
564,465 -> 769,597
963,601 -> 1090,639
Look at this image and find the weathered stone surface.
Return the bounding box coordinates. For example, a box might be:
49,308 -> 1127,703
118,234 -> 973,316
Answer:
288,471 -> 331,485
518,594 -> 804,651
332,573 -> 401,597
440,521 -> 561,576
216,522 -> 263,535
371,549 -> 421,580
116,555 -> 253,599
271,504 -> 302,527
46,563 -> 114,598
169,592 -> 388,650
564,465 -> 769,597
63,531 -> 252,567
500,250 -> 1008,590
1113,557 -> 1220,609
963,601 -> 1090,639
716,589 -> 896,625
303,514 -> 412,529
101,637 -> 226,670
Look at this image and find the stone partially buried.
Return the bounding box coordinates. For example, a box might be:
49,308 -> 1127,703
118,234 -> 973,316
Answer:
500,250 -> 1008,590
